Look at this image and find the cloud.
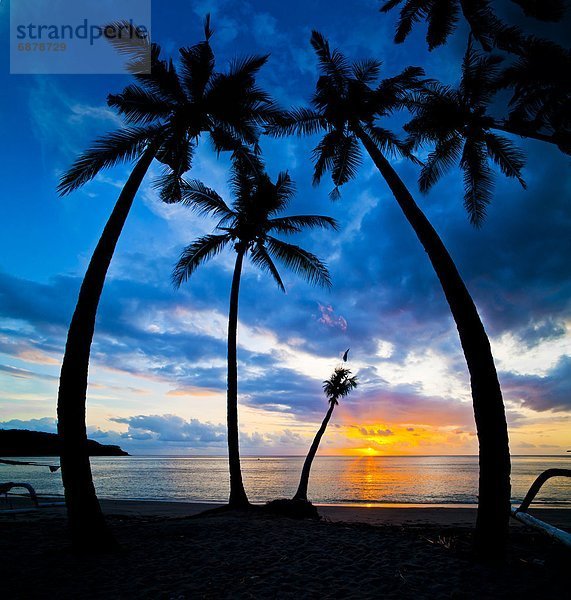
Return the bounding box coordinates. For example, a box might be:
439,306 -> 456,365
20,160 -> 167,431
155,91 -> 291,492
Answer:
0,364 -> 58,382
501,355 -> 571,413
317,304 -> 348,331
111,414 -> 226,444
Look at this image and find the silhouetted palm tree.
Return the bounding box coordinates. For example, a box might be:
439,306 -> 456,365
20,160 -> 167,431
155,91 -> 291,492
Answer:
56,18 -> 278,550
405,39 -> 570,220
405,41 -> 527,224
498,38 -> 571,154
266,31 -> 511,558
294,366 -> 357,502
405,42 -> 569,210
379,0 -> 565,52
173,160 -> 337,507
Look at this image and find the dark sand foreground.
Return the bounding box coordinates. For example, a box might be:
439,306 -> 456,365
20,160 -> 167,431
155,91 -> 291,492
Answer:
1,498 -> 569,599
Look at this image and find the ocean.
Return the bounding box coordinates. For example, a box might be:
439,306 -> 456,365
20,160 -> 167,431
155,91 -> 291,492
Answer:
2,455 -> 570,507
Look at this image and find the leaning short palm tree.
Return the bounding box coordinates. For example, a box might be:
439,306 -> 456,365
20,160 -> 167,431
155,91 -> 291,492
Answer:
379,0 -> 566,53
173,160 -> 338,507
266,31 -> 511,558
56,18 -> 278,550
293,366 -> 358,502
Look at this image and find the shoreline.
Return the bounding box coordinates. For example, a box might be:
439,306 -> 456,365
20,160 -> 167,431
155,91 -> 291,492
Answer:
2,497 -> 568,598
3,496 -> 569,529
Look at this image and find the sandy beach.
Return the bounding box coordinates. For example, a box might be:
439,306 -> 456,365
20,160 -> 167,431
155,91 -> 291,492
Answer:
1,498 -> 568,599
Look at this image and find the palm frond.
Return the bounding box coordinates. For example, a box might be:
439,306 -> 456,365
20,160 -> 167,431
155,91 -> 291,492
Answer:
250,242 -> 286,292
229,54 -> 270,80
510,0 -> 566,22
153,169 -> 188,204
203,13 -> 214,40
323,366 -> 358,403
484,132 -> 527,187
332,133 -> 362,187
310,31 -> 352,81
58,126 -> 159,195
460,138 -> 494,226
363,124 -> 421,163
264,108 -> 327,138
107,84 -> 173,124
180,179 -> 235,217
179,40 -> 215,101
352,59 -> 383,84
154,127 -> 194,176
134,53 -> 186,104
426,0 -> 459,50
268,215 -> 339,235
104,20 -> 152,74
375,66 -> 425,113
172,234 -> 231,287
208,127 -> 264,177
311,130 -> 342,186
380,0 -> 404,13
266,237 -> 332,288
460,40 -> 503,105
393,0 -> 429,45
271,171 -> 296,210
418,133 -> 464,192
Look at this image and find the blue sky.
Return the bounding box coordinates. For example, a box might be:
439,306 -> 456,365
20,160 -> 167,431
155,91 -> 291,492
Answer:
0,0 -> 569,455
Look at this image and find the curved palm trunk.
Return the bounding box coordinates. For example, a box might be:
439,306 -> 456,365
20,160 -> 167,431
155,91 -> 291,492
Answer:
293,402 -> 336,502
355,127 -> 511,560
227,247 -> 250,508
56,145 -> 156,551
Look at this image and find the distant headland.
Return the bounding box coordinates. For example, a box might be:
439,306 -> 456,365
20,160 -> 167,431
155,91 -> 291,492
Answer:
0,429 -> 129,457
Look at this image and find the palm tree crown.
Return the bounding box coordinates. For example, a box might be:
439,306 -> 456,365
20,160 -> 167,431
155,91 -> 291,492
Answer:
58,16 -> 278,203
173,160 -> 338,290
379,0 -> 565,53
266,31 -> 423,199
323,367 -> 358,406
405,41 -> 527,225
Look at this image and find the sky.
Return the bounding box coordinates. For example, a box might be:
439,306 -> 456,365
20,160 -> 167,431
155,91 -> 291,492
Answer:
0,1 -> 569,456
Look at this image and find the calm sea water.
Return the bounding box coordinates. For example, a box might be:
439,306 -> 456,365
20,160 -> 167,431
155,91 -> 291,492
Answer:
2,455 -> 570,507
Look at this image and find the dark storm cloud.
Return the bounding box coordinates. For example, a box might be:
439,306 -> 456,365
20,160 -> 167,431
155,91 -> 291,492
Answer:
501,356 -> 571,413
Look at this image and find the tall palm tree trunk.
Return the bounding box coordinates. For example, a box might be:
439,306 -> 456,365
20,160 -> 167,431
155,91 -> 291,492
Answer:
355,126 -> 511,559
227,247 -> 250,508
293,402 -> 336,502
57,145 -> 156,551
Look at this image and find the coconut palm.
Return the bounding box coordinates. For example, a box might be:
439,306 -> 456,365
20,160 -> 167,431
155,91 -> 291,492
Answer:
405,41 -> 527,224
379,0 -> 566,52
266,31 -> 511,558
293,366 -> 358,502
56,18 -> 278,550
380,3 -> 570,154
498,38 -> 571,154
173,160 -> 338,507
405,39 -> 570,222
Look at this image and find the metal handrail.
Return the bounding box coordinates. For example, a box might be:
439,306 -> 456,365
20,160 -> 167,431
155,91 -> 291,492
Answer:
511,468 -> 571,549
